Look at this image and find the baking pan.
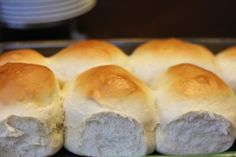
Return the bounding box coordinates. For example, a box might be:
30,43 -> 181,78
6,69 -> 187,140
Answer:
1,38 -> 236,55
1,38 -> 236,157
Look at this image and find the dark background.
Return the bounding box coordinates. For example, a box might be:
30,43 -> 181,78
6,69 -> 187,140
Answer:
1,0 -> 236,41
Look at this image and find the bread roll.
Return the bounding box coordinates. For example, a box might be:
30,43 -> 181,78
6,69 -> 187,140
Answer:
130,39 -> 221,87
217,46 -> 236,93
63,65 -> 157,156
151,63 -> 236,155
48,40 -> 129,84
0,63 -> 63,157
0,49 -> 46,66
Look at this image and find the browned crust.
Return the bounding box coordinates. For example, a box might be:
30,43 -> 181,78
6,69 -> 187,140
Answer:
0,63 -> 57,105
0,49 -> 46,65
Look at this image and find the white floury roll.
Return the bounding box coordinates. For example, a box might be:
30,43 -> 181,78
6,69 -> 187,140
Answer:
0,49 -> 47,66
63,65 -> 157,157
0,63 -> 63,157
151,63 -> 236,155
217,46 -> 236,93
48,40 -> 129,84
130,38 -> 221,88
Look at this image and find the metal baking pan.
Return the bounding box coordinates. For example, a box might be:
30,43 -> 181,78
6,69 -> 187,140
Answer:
1,38 -> 236,157
1,38 -> 236,55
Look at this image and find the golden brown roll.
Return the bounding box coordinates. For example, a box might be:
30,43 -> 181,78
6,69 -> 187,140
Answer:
151,63 -> 236,155
0,49 -> 46,66
48,40 -> 129,84
0,63 -> 63,157
63,65 -> 157,156
130,38 -> 221,88
217,46 -> 236,93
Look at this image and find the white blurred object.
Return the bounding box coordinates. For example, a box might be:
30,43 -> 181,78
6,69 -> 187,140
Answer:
0,0 -> 96,29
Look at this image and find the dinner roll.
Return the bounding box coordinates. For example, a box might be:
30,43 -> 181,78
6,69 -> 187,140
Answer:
151,63 -> 236,155
64,65 -> 157,156
217,46 -> 236,93
0,49 -> 46,66
130,38 -> 220,87
48,40 -> 129,84
0,63 -> 63,157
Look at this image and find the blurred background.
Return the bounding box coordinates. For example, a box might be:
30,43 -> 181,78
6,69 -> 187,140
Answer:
0,0 -> 236,41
